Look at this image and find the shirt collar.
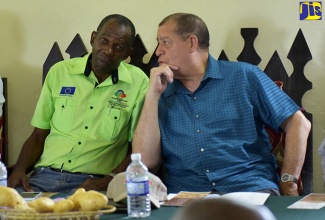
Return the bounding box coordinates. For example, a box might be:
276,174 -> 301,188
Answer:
69,53 -> 134,85
163,54 -> 223,97
202,54 -> 223,80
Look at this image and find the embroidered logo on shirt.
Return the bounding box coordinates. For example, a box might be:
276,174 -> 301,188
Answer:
114,90 -> 126,99
60,87 -> 76,96
108,90 -> 128,109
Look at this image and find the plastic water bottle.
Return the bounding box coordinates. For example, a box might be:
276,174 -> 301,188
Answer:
0,160 -> 7,186
126,153 -> 151,218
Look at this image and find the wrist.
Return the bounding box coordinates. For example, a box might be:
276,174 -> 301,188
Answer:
280,173 -> 298,184
146,90 -> 161,103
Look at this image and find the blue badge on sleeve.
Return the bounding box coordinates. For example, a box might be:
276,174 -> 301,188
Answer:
60,87 -> 76,95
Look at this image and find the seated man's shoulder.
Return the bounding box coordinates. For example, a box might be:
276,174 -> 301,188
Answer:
48,56 -> 88,76
121,62 -> 149,80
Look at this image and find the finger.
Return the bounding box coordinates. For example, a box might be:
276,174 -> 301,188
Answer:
21,178 -> 33,192
161,72 -> 173,83
158,62 -> 178,70
158,66 -> 174,83
159,72 -> 173,83
166,67 -> 175,83
168,64 -> 179,71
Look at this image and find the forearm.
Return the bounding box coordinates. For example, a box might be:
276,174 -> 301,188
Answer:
132,92 -> 162,169
280,111 -> 311,195
281,111 -> 311,177
13,128 -> 49,174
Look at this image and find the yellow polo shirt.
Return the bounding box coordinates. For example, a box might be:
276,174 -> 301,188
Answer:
32,54 -> 148,175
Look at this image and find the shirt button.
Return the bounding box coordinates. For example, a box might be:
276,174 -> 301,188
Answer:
85,126 -> 88,129
195,114 -> 199,118
68,160 -> 71,163
78,142 -> 81,145
201,148 -> 204,152
196,129 -> 200,133
90,106 -> 93,109
193,97 -> 197,100
206,170 -> 209,173
212,182 -> 216,186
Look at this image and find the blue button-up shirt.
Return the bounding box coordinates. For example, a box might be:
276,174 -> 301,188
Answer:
158,55 -> 299,193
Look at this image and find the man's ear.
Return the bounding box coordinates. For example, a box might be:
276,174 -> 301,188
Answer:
90,31 -> 97,46
123,47 -> 134,60
189,35 -> 198,53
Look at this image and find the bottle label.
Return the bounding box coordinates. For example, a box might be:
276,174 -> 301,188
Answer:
127,180 -> 149,196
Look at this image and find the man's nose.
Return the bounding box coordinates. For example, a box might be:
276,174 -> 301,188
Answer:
155,44 -> 163,56
103,46 -> 113,55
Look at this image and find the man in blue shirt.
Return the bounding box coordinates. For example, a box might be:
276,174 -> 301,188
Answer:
133,13 -> 311,196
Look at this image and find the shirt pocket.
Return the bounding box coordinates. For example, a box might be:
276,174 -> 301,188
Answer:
100,108 -> 129,141
52,98 -> 77,132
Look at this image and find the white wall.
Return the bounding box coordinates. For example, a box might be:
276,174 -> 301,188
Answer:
1,0 -> 324,192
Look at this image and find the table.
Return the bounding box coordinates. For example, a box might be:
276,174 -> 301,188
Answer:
99,196 -> 325,220
265,196 -> 325,220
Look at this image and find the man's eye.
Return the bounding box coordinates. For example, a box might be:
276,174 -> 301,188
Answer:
115,45 -> 124,51
100,38 -> 108,43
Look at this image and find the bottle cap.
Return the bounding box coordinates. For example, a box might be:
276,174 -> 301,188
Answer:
131,153 -> 141,161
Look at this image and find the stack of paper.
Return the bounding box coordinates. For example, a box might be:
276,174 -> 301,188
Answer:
288,193 -> 325,209
161,191 -> 270,207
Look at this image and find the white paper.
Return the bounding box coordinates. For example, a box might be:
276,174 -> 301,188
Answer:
208,192 -> 270,206
288,193 -> 325,210
288,201 -> 325,209
161,191 -> 270,206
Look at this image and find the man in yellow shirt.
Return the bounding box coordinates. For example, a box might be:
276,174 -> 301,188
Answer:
8,14 -> 148,192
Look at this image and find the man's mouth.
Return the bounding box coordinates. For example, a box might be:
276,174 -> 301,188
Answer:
97,56 -> 111,66
158,61 -> 166,65
97,52 -> 110,63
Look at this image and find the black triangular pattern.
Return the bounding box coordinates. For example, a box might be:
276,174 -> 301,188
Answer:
143,45 -> 159,77
264,51 -> 289,94
262,29 -> 313,195
129,34 -> 148,68
43,42 -> 64,84
218,50 -> 229,61
129,34 -> 158,77
237,28 -> 261,65
130,34 -> 158,77
287,29 -> 313,196
65,34 -> 88,59
287,29 -> 312,107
